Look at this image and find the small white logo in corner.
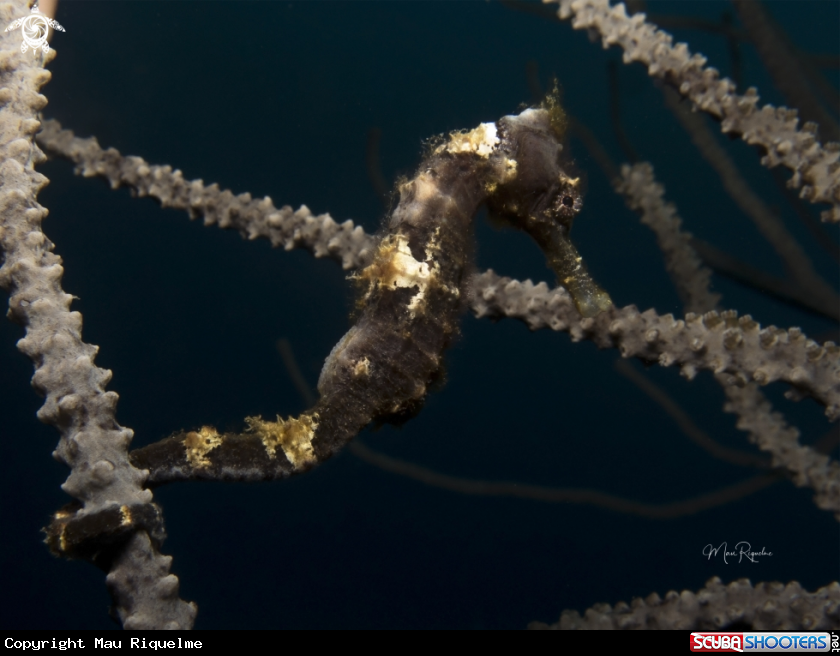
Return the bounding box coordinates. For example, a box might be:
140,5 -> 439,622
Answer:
5,3 -> 65,55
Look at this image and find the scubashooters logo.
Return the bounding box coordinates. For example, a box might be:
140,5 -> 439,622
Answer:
4,2 -> 64,54
690,632 -> 831,653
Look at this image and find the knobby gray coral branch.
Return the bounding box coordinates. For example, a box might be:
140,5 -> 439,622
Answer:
469,271 -> 840,422
35,120 -> 377,271
547,0 -> 840,222
530,577 -> 840,630
0,0 -> 194,630
614,160 -> 839,517
614,162 -> 720,313
722,376 -> 840,519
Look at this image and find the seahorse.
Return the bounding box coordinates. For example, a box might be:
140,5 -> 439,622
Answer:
127,102 -> 612,487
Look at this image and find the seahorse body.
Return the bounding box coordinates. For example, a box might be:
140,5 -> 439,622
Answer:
131,107 -> 610,485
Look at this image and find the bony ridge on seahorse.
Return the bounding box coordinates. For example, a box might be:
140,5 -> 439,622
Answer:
121,96 -> 611,494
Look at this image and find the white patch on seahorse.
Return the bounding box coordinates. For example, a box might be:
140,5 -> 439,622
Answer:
441,122 -> 499,158
382,234 -> 432,294
387,234 -> 435,318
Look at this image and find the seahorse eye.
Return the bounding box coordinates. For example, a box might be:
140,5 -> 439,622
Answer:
561,195 -> 574,208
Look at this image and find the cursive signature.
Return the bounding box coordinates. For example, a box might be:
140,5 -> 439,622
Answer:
702,541 -> 773,564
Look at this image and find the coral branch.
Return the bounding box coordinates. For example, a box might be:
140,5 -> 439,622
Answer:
722,375 -> 840,518
35,120 -> 377,271
0,0 -> 193,629
469,271 -> 840,420
531,577 -> 840,630
614,162 -> 720,313
547,0 -> 840,222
